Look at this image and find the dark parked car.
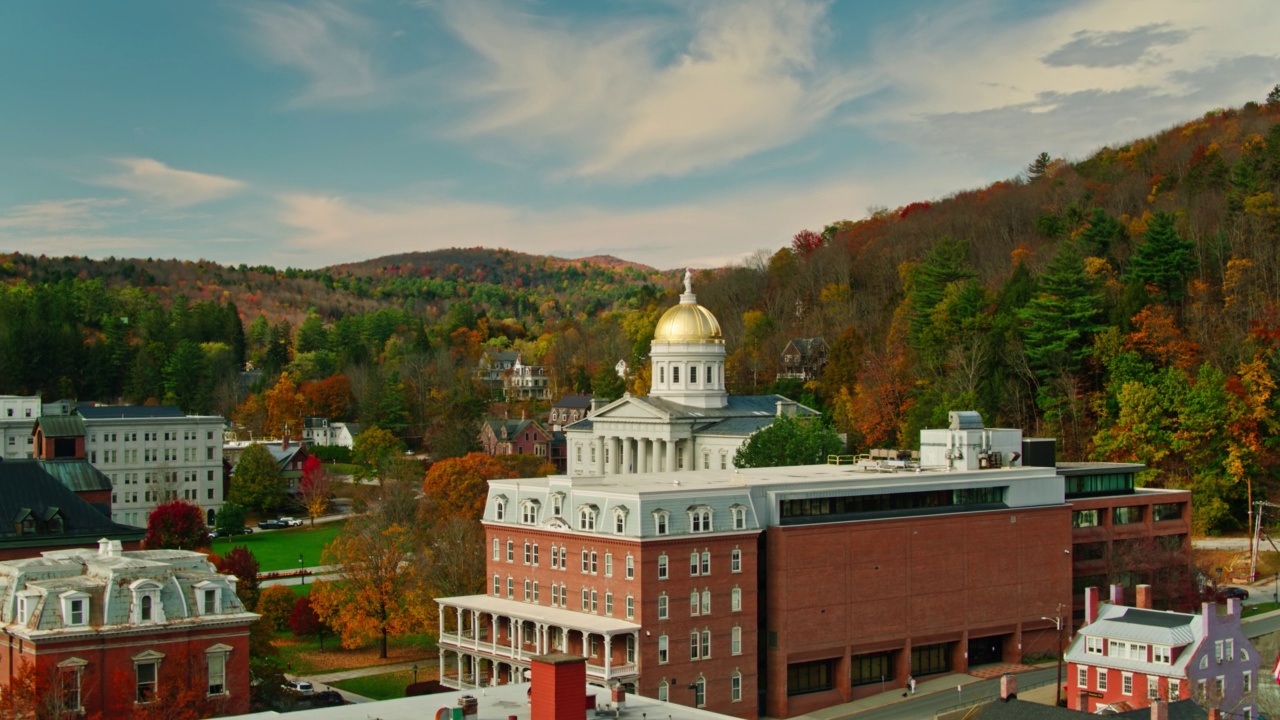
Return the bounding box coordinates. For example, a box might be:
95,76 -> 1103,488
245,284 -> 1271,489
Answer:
1218,586 -> 1249,601
258,519 -> 288,530
211,526 -> 253,538
311,690 -> 345,707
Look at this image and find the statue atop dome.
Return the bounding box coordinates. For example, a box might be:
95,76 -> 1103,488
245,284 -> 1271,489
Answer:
683,268 -> 692,295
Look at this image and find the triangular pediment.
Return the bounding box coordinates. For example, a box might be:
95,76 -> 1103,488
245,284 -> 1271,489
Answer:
589,395 -> 671,421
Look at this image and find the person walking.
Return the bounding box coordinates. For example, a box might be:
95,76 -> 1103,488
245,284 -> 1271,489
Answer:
908,675 -> 916,695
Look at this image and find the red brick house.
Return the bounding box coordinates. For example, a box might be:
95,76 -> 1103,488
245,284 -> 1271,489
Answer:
0,541 -> 258,716
481,418 -> 551,460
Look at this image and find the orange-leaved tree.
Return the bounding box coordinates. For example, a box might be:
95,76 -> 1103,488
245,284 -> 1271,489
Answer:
421,452 -> 518,521
300,374 -> 351,421
311,520 -> 420,659
263,372 -> 306,440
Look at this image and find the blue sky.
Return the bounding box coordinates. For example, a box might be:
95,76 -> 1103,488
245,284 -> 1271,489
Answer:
2,1 -> 1278,270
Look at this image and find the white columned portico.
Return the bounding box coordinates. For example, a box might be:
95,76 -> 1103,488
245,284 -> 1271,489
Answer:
594,437 -> 605,475
665,440 -> 676,473
609,437 -> 621,474
622,438 -> 633,474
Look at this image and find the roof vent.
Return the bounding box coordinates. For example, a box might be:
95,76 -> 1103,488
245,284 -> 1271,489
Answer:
948,411 -> 983,430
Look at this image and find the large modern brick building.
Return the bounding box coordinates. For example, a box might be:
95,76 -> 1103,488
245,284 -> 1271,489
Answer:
436,410 -> 1192,719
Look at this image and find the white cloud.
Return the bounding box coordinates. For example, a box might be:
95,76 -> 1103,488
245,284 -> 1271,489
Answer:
274,178 -> 881,268
0,198 -> 127,232
438,0 -> 872,179
95,158 -> 245,207
244,1 -> 378,104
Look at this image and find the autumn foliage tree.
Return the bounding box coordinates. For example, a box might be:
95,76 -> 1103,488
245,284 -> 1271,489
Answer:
263,373 -> 306,439
229,443 -> 286,513
289,595 -> 331,649
144,500 -> 210,550
422,452 -> 517,521
256,585 -> 296,632
297,455 -> 331,526
300,373 -> 352,420
312,519 -> 420,659
213,546 -> 261,611
0,659 -> 92,720
351,425 -> 405,480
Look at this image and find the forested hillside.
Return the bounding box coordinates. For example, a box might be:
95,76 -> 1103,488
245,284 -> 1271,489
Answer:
5,95 -> 1280,533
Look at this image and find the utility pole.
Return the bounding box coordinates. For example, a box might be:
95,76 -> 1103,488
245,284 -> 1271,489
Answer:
1041,604 -> 1065,707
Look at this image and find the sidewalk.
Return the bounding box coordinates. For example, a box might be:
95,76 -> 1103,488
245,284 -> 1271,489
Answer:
306,658 -> 437,684
794,673 -> 986,720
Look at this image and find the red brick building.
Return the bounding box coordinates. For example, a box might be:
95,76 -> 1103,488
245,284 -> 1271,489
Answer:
0,541 -> 258,716
482,418 -> 552,460
438,414 -> 1192,719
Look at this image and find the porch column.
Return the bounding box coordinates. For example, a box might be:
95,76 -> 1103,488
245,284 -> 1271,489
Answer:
604,634 -> 613,681
610,437 -> 622,474
622,437 -> 633,473
491,613 -> 499,654
638,439 -> 650,473
473,610 -> 482,647
665,440 -> 676,474
511,617 -> 520,657
456,606 -> 464,644
438,605 -> 446,642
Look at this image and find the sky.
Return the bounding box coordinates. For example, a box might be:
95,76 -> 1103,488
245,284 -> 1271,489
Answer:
2,1 -> 1279,270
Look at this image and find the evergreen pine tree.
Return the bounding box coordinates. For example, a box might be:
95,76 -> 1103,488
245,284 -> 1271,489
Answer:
1124,212 -> 1197,301
1019,243 -> 1103,380
905,238 -> 975,349
1077,209 -> 1124,259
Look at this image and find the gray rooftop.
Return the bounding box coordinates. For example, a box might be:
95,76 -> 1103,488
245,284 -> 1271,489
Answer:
75,404 -> 188,419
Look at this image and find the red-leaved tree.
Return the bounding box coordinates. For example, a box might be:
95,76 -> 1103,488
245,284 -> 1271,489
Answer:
297,455 -> 331,526
791,229 -> 825,258
144,500 -> 210,551
289,595 -> 330,649
213,546 -> 261,611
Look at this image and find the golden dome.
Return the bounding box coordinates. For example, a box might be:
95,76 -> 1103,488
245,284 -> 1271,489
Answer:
653,301 -> 723,344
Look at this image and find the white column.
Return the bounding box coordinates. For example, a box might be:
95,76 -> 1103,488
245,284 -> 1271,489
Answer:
491,613 -> 498,654
511,617 -> 520,657
439,605 -> 446,642
665,439 -> 676,473
622,437 -> 633,473
684,437 -> 695,471
595,437 -> 605,475
638,439 -> 650,473
604,634 -> 613,680
473,610 -> 482,647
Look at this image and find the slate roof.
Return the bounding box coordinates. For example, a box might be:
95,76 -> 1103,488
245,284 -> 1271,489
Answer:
0,461 -> 144,547
971,698 -> 1081,720
75,404 -> 186,420
1114,700 -> 1206,720
484,419 -> 548,441
34,415 -> 85,438
696,417 -> 777,436
565,394 -> 819,432
1065,604 -> 1203,675
785,337 -> 828,357
553,395 -> 593,410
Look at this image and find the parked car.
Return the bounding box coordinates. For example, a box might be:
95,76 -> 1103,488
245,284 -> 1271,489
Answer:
311,690 -> 344,707
278,517 -> 304,527
258,519 -> 288,530
283,679 -> 314,696
211,526 -> 253,538
1218,586 -> 1249,601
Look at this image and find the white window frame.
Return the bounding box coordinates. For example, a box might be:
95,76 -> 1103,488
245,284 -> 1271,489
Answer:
494,497 -> 506,521
731,548 -> 742,573
133,650 -> 164,704
1097,668 -> 1107,692
60,590 -> 89,627
658,680 -> 669,701
1122,672 -> 1133,696
206,644 -> 232,696
193,582 -> 222,616
626,595 -> 634,619
1153,644 -> 1170,663
731,587 -> 742,612
701,589 -> 710,615
653,511 -> 669,535
625,554 -> 634,579
1086,636 -> 1103,654
16,591 -> 37,624
695,676 -> 706,707
130,580 -> 165,624
58,657 -> 87,712
689,506 -> 713,533
1168,678 -> 1180,700
1148,675 -> 1159,699
658,635 -> 668,664
731,626 -> 742,655
690,552 -> 700,577
658,593 -> 669,619
731,505 -> 747,529
521,500 -> 540,525
1244,670 -> 1253,693
578,505 -> 597,531
690,591 -> 700,617
613,508 -> 627,534
731,671 -> 742,702
657,553 -> 668,580
1077,665 -> 1088,689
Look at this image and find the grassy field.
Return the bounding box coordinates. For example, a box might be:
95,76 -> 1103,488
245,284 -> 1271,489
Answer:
331,669 -> 417,701
277,632 -> 436,675
212,523 -> 343,571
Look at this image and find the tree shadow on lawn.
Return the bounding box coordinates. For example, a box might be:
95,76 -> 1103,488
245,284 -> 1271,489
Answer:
276,632 -> 437,675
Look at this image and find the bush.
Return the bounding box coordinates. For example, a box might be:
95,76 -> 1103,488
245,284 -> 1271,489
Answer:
309,445 -> 353,464
256,585 -> 296,632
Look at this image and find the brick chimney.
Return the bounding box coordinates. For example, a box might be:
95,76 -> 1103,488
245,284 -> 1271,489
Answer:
1150,699 -> 1168,720
1136,584 -> 1153,610
458,695 -> 479,720
611,685 -> 626,710
1085,586 -> 1100,625
1000,673 -> 1017,700
1109,583 -> 1125,606
531,653 -> 587,720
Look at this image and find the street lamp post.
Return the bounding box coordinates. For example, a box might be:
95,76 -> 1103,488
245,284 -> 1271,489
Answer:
298,553 -> 306,585
1041,604 -> 1065,707
413,664 -> 419,684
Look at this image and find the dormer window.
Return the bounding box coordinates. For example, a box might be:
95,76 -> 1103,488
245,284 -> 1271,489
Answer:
731,505 -> 747,530
493,495 -> 508,521
689,505 -> 713,533
521,500 -> 540,525
612,507 -> 628,534
653,510 -> 670,536
578,505 -> 598,531
60,591 -> 90,627
130,580 -> 165,624
551,493 -> 564,517
194,582 -> 222,616
16,591 -> 38,624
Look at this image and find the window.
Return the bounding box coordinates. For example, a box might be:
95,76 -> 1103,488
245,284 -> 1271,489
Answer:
1114,506 -> 1144,524
701,589 -> 711,615
690,552 -> 701,576
702,630 -> 711,658
1086,636 -> 1103,654
1077,666 -> 1088,689
732,506 -> 747,529
61,592 -> 89,627
605,592 -> 613,615
704,452 -> 710,469
626,635 -> 636,663
731,587 -> 742,612
690,366 -> 697,384
658,635 -> 668,664
591,590 -> 598,613
58,659 -> 85,711
493,575 -> 501,596
524,542 -> 532,565
1168,678 -> 1179,700
614,508 -> 626,534
731,671 -> 742,702
524,580 -> 531,601
582,589 -> 589,611
788,659 -> 834,696
731,548 -> 742,573
659,366 -> 665,384
591,551 -> 598,574
132,581 -> 164,624
1072,509 -> 1100,528
626,554 -> 634,579
196,585 -> 220,615
207,647 -> 230,696
658,593 -> 669,619
532,544 -> 539,566
1215,676 -> 1224,700
581,550 -> 589,572
507,577 -> 514,598
1244,671 -> 1253,693
1097,668 -> 1107,692
579,506 -> 596,531
720,453 -> 727,470
694,677 -> 705,707
549,544 -> 559,569
492,539 -> 500,560
658,554 -> 668,579
1148,675 -> 1159,699
551,584 -> 560,607
1226,638 -> 1235,660
136,661 -> 158,703
558,547 -> 567,568
658,680 -> 668,701
1215,640 -> 1224,662
521,501 -> 539,525
551,494 -> 564,516
672,366 -> 680,383
689,506 -> 712,532
1153,503 -> 1183,522
605,552 -> 613,577
690,591 -> 701,617
495,498 -> 506,521
506,540 -> 514,562
731,626 -> 742,655
654,511 -> 669,535
626,595 -> 634,619
1122,672 -> 1133,696
690,631 -> 701,660
701,551 -> 710,575
1152,644 -> 1170,663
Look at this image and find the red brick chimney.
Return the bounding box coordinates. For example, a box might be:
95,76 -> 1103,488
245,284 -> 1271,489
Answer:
1085,586 -> 1100,625
1000,673 -> 1017,700
1150,698 -> 1168,720
611,685 -> 626,710
1136,584 -> 1153,610
1109,583 -> 1125,606
531,653 -> 587,720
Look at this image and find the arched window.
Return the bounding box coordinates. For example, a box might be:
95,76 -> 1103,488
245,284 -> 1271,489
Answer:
578,505 -> 597,531
731,670 -> 742,701
141,594 -> 153,621
688,505 -> 713,533
653,510 -> 670,535
494,497 -> 507,521
695,676 -> 706,706
658,680 -> 669,701
731,505 -> 747,529
521,500 -> 540,525
131,580 -> 164,624
613,507 -> 627,534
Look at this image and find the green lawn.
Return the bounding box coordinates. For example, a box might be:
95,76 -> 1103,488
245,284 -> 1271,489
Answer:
331,670 -> 414,701
327,463 -> 362,476
212,523 -> 343,571
277,632 -> 436,676
1243,600 -> 1280,618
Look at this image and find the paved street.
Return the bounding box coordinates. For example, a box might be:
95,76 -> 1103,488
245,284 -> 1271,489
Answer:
815,667 -> 1058,720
